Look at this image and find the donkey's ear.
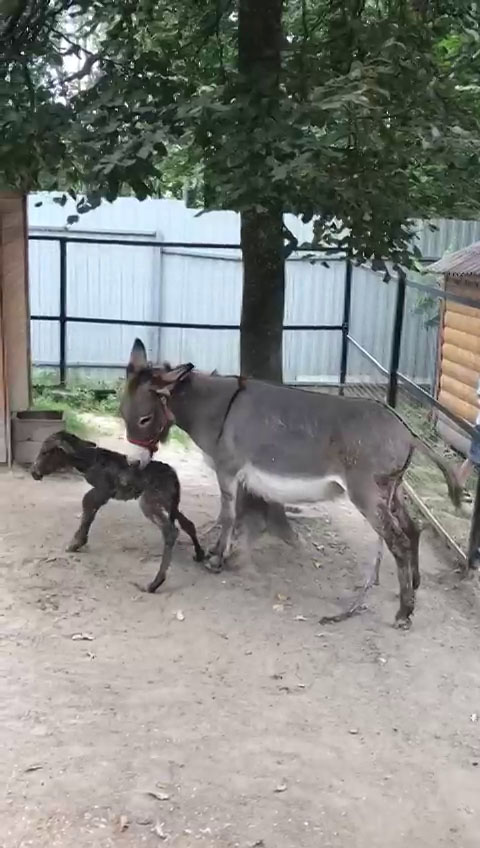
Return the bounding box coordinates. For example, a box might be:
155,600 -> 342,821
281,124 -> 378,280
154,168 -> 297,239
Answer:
127,338 -> 148,375
153,362 -> 194,385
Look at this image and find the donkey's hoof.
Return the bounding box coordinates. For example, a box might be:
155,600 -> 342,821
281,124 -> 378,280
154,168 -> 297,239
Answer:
204,554 -> 223,573
66,541 -> 83,553
394,614 -> 412,630
193,549 -> 205,563
147,579 -> 164,594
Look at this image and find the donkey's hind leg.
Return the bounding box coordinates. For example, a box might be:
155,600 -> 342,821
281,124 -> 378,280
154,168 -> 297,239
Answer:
350,478 -> 415,626
392,486 -> 421,590
319,533 -> 384,626
319,472 -> 386,624
319,546 -> 383,625
139,493 -> 179,593
321,476 -> 415,626
373,536 -> 383,586
175,509 -> 205,562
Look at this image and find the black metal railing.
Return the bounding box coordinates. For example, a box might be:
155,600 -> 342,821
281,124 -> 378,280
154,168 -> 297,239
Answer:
344,272 -> 477,438
29,233 -> 348,386
344,267 -> 480,567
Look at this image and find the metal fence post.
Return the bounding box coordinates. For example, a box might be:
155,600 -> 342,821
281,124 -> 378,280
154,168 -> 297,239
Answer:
339,258 -> 352,394
59,238 -> 67,386
467,473 -> 480,569
387,269 -> 406,408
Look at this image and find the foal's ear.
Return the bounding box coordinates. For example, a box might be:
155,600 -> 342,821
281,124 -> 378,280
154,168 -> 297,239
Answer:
152,386 -> 171,402
127,338 -> 148,375
55,431 -> 93,454
49,431 -> 76,455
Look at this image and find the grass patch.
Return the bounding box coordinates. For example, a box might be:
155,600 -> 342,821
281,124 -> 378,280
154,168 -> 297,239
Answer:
169,426 -> 191,448
31,374 -> 192,449
32,377 -> 123,433
32,376 -> 123,439
32,393 -> 90,437
33,376 -> 122,415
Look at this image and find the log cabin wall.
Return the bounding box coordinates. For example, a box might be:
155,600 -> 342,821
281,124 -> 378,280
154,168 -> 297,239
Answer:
438,273 -> 480,427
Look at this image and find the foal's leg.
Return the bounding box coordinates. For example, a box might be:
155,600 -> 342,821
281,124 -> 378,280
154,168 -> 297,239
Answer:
175,509 -> 205,562
139,494 -> 179,593
66,488 -> 110,552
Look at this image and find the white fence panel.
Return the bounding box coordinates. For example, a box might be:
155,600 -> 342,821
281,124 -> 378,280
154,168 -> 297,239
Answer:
27,194 -> 480,386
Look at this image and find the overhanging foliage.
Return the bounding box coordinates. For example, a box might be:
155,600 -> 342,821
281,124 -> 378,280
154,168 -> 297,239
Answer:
1,0 -> 480,264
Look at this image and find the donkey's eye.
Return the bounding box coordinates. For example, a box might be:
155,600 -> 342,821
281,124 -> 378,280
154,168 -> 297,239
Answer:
139,414 -> 153,427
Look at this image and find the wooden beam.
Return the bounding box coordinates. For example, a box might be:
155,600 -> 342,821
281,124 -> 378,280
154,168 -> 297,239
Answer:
0,194 -> 30,412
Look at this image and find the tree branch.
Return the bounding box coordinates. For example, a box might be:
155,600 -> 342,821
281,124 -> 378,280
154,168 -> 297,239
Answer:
64,52 -> 101,83
283,223 -> 298,258
22,60 -> 35,107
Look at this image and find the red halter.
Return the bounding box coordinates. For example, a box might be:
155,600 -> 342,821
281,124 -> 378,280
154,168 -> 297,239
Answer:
127,437 -> 159,454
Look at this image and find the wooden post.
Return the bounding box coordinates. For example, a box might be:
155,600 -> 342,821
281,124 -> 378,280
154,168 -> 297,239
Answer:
0,192 -> 31,464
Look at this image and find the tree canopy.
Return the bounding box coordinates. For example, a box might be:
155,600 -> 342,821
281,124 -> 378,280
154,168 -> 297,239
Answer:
1,0 -> 480,264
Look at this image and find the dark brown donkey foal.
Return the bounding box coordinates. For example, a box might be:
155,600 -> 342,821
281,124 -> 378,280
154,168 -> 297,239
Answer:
31,431 -> 204,592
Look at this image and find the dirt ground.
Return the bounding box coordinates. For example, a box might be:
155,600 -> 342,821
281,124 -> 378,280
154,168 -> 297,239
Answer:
2,432 -> 480,848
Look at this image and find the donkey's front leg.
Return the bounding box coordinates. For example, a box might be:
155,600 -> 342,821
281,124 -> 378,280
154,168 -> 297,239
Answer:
206,472 -> 238,573
66,488 -> 110,552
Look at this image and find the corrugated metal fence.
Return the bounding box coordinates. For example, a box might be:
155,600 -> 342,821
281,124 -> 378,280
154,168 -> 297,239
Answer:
28,195 -> 480,385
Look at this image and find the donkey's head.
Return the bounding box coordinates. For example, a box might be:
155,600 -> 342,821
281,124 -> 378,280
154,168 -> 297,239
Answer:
120,339 -> 194,451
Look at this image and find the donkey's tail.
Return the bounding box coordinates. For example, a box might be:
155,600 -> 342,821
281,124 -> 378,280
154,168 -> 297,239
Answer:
413,438 -> 462,509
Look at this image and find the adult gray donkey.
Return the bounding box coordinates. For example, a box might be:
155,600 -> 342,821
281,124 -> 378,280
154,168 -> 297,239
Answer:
120,339 -> 461,627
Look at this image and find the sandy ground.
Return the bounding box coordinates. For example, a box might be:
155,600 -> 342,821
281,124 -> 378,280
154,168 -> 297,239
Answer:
1,434 -> 480,848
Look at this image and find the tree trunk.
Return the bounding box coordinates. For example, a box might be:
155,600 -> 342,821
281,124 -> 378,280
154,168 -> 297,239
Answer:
236,0 -> 292,542
238,0 -> 285,383
240,209 -> 285,381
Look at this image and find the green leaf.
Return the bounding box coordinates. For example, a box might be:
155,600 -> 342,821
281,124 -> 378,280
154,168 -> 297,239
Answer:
1,0 -> 479,271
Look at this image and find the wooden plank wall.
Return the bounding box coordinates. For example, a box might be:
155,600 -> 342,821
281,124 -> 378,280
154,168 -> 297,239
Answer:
0,261 -> 7,463
438,275 -> 480,425
0,193 -> 30,463
1,196 -> 30,413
